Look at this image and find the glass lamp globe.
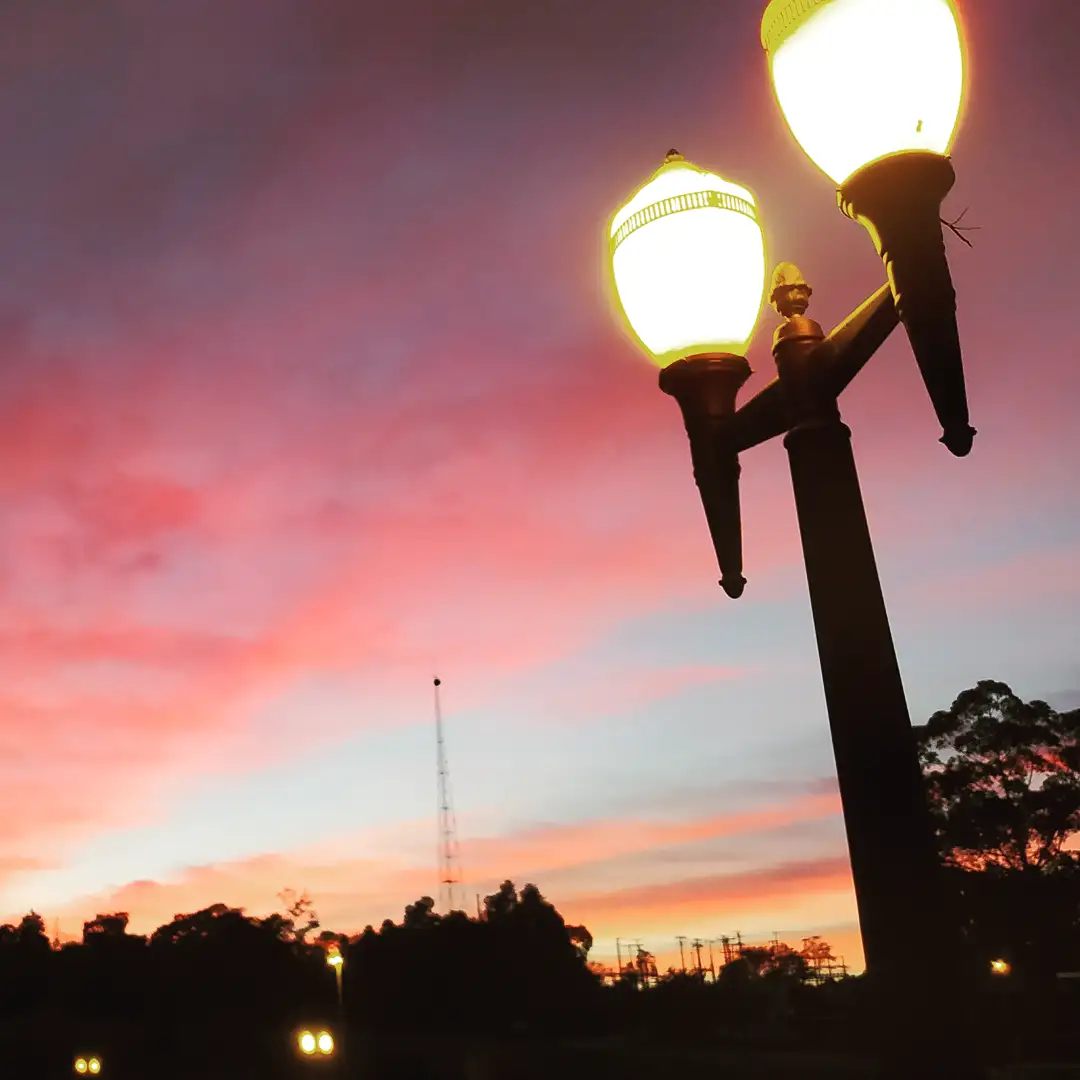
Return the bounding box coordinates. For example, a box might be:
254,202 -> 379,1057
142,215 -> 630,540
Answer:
608,151 -> 767,368
761,0 -> 966,185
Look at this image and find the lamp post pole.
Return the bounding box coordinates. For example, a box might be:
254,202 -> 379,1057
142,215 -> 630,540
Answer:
773,287 -> 949,988
771,287 -> 970,1075
657,268 -> 983,1078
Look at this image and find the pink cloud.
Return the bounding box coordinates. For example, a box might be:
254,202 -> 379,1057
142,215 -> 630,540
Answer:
0,305 -> 813,874
520,664 -> 750,727
904,544 -> 1080,612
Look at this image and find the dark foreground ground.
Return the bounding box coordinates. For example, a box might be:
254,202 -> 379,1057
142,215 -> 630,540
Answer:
6,1032 -> 1080,1080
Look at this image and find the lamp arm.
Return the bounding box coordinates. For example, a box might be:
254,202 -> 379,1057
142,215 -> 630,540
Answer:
816,283 -> 899,397
728,379 -> 790,453
726,283 -> 896,452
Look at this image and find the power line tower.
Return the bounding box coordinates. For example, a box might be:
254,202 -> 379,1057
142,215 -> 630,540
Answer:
691,938 -> 706,980
433,677 -> 464,914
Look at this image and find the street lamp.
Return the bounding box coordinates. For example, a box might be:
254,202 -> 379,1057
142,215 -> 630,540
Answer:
990,958 -> 1012,977
608,150 -> 767,598
325,942 -> 344,1015
605,6 -> 980,1077
74,1056 -> 102,1075
296,1027 -> 335,1060
762,0 -> 975,457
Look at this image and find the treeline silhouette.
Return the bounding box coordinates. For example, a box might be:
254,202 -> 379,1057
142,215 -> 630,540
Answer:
0,885 -> 864,1078
0,680 -> 1077,1078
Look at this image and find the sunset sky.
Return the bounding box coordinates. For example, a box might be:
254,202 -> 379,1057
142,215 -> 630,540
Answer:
0,0 -> 1077,976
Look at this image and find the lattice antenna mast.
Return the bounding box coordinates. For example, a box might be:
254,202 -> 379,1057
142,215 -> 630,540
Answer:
434,677 -> 464,913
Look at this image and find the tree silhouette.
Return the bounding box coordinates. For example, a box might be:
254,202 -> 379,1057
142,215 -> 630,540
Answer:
565,923 -> 593,961
483,879 -> 518,922
16,911 -> 50,953
402,894 -> 439,929
82,912 -> 134,945
915,680 -> 1080,980
277,887 -> 320,943
914,679 -> 1080,871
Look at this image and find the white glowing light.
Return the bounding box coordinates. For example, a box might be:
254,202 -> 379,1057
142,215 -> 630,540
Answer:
762,0 -> 966,184
608,154 -> 767,367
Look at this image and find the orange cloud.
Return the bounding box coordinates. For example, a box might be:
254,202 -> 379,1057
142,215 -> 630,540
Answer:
15,791 -> 853,961
463,791 -> 842,880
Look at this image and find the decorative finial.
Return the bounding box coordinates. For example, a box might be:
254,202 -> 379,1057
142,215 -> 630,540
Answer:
769,261 -> 813,318
663,148 -> 684,164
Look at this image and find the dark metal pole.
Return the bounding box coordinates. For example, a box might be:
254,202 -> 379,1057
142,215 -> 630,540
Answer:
771,278 -> 980,1077
333,962 -> 346,1077
784,412 -> 947,969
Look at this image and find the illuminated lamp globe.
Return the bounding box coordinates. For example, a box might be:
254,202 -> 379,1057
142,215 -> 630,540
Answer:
75,1060 -> 88,1075
761,0 -> 966,185
88,1061 -> 101,1076
317,1031 -> 334,1055
298,1031 -> 316,1055
608,151 -> 767,368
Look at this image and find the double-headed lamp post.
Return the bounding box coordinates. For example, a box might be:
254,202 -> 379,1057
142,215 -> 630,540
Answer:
606,0 -> 980,1075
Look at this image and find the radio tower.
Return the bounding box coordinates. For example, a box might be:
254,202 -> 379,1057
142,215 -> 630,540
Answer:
433,677 -> 463,913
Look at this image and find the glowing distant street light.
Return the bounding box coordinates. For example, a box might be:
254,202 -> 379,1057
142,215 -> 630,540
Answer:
297,1028 -> 335,1057
74,1057 -> 102,1075
761,0 -> 965,186
608,151 -> 767,368
325,941 -> 345,1016
991,958 -> 1012,976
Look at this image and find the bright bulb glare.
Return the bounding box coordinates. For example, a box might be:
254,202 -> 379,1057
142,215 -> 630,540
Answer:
317,1031 -> 334,1055
608,155 -> 766,367
991,959 -> 1011,975
299,1031 -> 316,1054
88,1060 -> 101,1075
75,1061 -> 87,1075
763,0 -> 965,184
